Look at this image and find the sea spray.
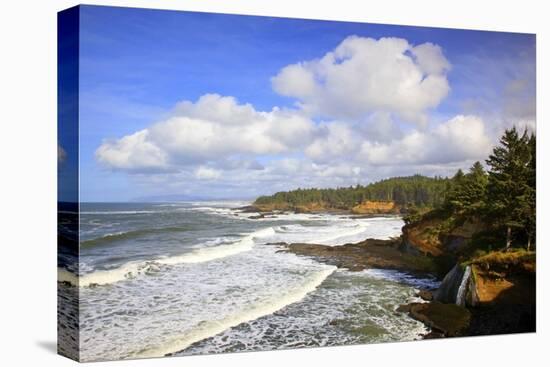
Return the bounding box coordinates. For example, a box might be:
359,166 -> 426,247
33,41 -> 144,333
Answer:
133,266 -> 336,359
60,227 -> 276,287
67,202 -> 413,361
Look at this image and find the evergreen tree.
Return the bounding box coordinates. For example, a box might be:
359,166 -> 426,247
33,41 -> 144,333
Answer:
522,133 -> 536,250
255,175 -> 450,209
463,161 -> 488,215
486,128 -> 532,250
445,165 -> 487,214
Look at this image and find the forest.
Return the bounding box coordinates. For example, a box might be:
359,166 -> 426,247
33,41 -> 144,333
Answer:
254,175 -> 451,209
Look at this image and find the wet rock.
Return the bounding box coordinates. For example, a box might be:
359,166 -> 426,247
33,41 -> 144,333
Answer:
285,239 -> 439,276
395,304 -> 412,313
417,290 -> 433,301
407,302 -> 471,337
423,330 -> 445,339
249,214 -> 265,220
434,264 -> 465,304
237,205 -> 260,213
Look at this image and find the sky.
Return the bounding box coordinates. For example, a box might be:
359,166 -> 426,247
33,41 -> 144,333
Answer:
67,5 -> 536,202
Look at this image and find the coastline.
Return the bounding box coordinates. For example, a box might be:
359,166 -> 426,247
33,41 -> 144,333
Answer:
269,209 -> 535,339
60,203 -> 535,360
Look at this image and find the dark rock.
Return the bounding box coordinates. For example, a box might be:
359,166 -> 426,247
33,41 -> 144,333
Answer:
285,238 -> 439,276
399,239 -> 424,256
468,303 -> 535,336
238,205 -> 261,213
249,214 -> 265,219
443,235 -> 468,252
434,264 -> 465,304
423,330 -> 445,339
395,304 -> 412,313
417,290 -> 433,301
408,302 -> 471,337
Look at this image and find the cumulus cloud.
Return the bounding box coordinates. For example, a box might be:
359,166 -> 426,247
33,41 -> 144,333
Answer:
194,166 -> 222,180
360,115 -> 492,165
272,36 -> 451,124
357,112 -> 404,144
302,115 -> 491,167
96,130 -> 169,172
96,94 -> 315,172
305,121 -> 361,163
93,35 -> 508,199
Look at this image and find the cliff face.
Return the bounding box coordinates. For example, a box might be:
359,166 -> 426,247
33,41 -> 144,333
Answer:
351,200 -> 399,214
469,252 -> 535,306
404,213 -> 536,306
434,252 -> 535,305
433,264 -> 479,307
252,200 -> 399,214
434,264 -> 467,304
402,216 -> 446,257
401,211 -> 535,336
401,213 -> 486,258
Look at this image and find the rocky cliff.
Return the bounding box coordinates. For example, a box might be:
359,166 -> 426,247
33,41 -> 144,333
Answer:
400,213 -> 536,336
351,200 -> 400,214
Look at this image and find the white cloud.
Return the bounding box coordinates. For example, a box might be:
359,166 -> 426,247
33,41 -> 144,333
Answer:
358,112 -> 404,144
92,35 -> 509,200
360,115 -> 492,165
300,114 -> 492,168
95,130 -> 169,172
305,121 -> 361,163
96,94 -> 315,172
272,36 -> 451,124
194,166 -> 222,180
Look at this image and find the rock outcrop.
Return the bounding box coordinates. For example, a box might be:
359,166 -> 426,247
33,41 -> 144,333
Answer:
282,238 -> 439,276
433,263 -> 479,306
398,302 -> 471,337
351,200 -> 399,215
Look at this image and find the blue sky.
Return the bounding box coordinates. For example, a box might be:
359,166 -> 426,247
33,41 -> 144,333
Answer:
71,5 -> 535,202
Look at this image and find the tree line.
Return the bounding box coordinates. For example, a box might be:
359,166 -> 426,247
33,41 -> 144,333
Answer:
443,127 -> 535,250
254,174 -> 451,210
255,127 -> 536,250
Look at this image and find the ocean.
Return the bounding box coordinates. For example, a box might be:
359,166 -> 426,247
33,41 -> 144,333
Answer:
58,201 -> 438,361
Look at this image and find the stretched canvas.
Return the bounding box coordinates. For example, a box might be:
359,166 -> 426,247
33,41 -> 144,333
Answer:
58,5 -> 536,362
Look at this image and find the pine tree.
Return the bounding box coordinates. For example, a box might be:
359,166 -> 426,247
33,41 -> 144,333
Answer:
522,133 -> 536,250
486,128 -> 532,250
464,161 -> 488,215
444,163 -> 488,215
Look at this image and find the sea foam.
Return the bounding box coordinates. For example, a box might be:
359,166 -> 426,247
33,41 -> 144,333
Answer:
133,266 -> 336,359
60,226 -> 277,287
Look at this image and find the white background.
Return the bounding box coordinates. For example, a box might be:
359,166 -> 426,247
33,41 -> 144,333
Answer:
1,0 -> 547,366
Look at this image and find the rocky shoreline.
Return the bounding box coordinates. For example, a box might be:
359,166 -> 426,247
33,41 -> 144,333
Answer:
239,200 -> 402,216
274,238 -> 465,338
276,238 -> 440,276
272,220 -> 535,339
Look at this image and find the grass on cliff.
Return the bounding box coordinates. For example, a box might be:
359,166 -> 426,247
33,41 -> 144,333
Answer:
467,249 -> 535,275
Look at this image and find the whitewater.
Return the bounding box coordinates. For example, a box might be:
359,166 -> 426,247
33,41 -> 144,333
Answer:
57,202 -> 437,361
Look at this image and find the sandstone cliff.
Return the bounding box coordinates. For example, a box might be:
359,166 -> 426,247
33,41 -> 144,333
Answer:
351,200 -> 400,214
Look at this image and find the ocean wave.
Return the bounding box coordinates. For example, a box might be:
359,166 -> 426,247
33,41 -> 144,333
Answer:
360,268 -> 440,290
269,221 -> 372,246
80,210 -> 158,215
80,226 -> 193,247
134,266 -> 336,359
60,227 -> 277,287
198,207 -> 399,225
